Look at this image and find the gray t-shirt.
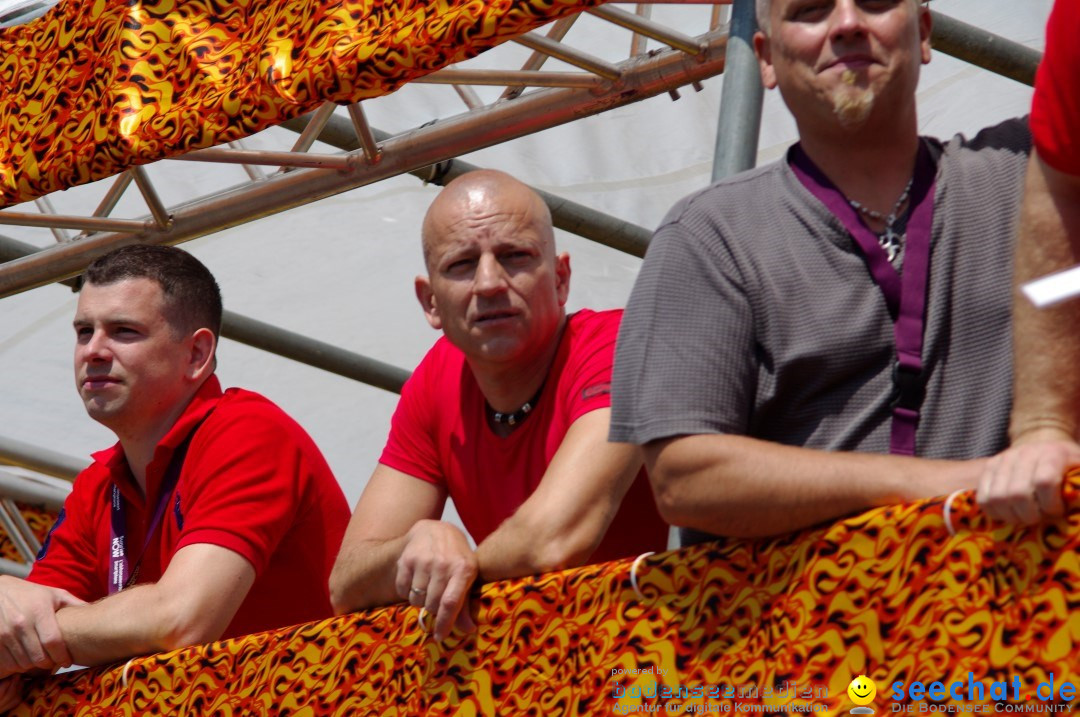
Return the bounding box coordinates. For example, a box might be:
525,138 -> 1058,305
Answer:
611,119 -> 1030,467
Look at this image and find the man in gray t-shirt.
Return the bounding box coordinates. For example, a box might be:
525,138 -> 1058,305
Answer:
610,0 -> 1032,542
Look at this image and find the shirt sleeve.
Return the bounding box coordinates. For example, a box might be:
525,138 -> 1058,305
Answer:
1031,0 -> 1080,174
610,201 -> 758,445
560,311 -> 621,426
26,477 -> 102,602
377,350 -> 445,487
172,403 -> 322,577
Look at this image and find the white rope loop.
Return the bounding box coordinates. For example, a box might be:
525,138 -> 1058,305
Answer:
629,551 -> 656,601
416,607 -> 430,634
120,657 -> 137,689
942,489 -> 965,537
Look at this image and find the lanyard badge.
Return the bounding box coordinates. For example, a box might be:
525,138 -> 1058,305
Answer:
789,142 -> 938,456
107,413 -> 210,594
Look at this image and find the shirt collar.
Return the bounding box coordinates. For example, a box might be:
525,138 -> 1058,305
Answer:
92,375 -> 224,504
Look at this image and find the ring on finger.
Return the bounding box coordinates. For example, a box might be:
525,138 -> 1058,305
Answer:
409,587 -> 426,597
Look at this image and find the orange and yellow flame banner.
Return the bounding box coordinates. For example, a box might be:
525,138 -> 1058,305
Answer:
12,471 -> 1080,715
0,0 -> 600,208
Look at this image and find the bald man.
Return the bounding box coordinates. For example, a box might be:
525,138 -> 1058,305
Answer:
329,170 -> 666,640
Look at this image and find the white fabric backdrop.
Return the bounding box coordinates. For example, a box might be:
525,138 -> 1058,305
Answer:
0,2 -> 1052,536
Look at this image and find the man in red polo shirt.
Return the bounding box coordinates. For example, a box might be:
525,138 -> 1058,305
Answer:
329,170 -> 667,642
0,245 -> 349,705
978,0 -> 1080,524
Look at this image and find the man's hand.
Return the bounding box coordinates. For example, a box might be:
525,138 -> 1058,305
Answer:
0,577 -> 84,679
978,430 -> 1080,525
394,520 -> 478,642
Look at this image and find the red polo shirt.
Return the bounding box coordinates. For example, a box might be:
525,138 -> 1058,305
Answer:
1031,0 -> 1080,174
379,309 -> 667,563
29,376 -> 350,639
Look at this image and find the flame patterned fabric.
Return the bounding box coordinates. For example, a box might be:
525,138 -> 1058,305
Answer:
13,473 -> 1080,715
0,0 -> 601,208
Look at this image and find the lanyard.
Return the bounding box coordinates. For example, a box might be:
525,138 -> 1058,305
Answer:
108,414 -> 210,594
788,142 -> 938,456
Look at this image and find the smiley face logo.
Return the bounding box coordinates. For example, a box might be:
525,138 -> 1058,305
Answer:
848,675 -> 877,711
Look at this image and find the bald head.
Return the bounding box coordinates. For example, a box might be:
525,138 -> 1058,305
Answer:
414,169 -> 571,368
421,170 -> 554,271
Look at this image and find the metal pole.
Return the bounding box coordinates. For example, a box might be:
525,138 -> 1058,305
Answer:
0,472 -> 68,511
0,233 -> 413,395
130,166 -> 172,230
711,0 -> 763,181
630,4 -> 653,57
0,501 -> 37,563
930,10 -> 1041,87
500,16 -> 579,101
589,5 -> 705,55
227,140 -> 267,181
415,70 -> 603,89
513,33 -> 623,81
346,103 -> 383,165
3,498 -> 42,554
278,115 -> 655,257
0,434 -> 87,480
452,84 -> 484,110
0,212 -> 147,234
174,148 -> 355,170
0,558 -> 29,578
288,102 -> 338,154
0,30 -> 725,296
220,312 -> 411,395
91,171 -> 135,220
76,171 -> 136,240
34,197 -> 71,243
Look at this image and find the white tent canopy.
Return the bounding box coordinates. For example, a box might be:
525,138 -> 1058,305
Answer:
0,0 -> 1051,542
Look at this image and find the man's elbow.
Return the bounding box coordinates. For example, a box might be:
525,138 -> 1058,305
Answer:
644,436 -> 743,533
529,533 -> 598,575
328,567 -> 359,616
328,543 -> 389,615
155,595 -> 233,653
328,590 -> 348,618
490,512 -> 604,577
650,468 -> 698,528
157,622 -> 221,654
644,444 -> 700,527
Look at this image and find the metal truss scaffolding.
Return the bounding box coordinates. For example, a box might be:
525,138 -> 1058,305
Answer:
0,1 -> 1045,575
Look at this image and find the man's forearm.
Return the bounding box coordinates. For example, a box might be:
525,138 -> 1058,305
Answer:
646,434 -> 983,539
55,585 -> 174,667
329,536 -> 408,614
53,543 -> 254,667
474,507 -> 609,582
474,523 -> 574,583
1009,155 -> 1080,443
474,530 -> 539,583
475,422 -> 639,581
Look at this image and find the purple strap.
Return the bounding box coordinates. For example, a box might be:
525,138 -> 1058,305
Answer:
789,143 -> 937,456
108,414 -> 210,594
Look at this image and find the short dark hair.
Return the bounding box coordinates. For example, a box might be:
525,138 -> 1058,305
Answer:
83,245 -> 223,338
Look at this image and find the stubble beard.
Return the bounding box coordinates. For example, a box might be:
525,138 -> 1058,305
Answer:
832,70 -> 875,128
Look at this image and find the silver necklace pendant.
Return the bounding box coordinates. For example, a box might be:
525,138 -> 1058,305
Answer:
849,176 -> 913,265
879,227 -> 902,263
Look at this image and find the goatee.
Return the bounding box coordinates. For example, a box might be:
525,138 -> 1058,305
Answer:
833,69 -> 875,128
